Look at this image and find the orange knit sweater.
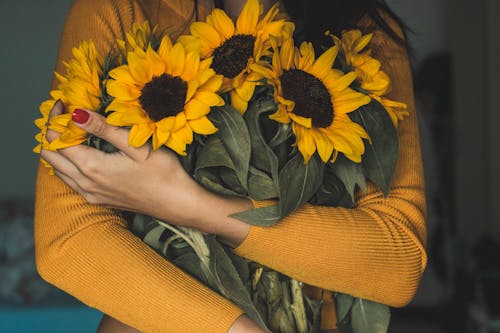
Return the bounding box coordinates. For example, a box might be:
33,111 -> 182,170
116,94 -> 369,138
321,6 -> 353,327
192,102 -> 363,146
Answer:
34,0 -> 427,332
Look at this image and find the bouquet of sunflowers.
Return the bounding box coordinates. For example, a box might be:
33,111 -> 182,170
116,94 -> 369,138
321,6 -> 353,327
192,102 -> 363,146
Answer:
34,0 -> 408,332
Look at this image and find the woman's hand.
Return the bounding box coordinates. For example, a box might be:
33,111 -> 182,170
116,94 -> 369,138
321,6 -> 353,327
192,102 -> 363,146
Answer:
40,102 -> 252,247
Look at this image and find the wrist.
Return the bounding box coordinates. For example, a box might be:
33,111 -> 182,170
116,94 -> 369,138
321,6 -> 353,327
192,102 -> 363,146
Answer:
193,190 -> 253,248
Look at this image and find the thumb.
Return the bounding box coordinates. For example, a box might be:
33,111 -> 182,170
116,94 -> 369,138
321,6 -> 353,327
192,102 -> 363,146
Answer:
71,108 -> 147,159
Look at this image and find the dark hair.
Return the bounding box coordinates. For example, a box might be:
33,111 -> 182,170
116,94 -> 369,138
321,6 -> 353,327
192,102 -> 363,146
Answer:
281,0 -> 412,52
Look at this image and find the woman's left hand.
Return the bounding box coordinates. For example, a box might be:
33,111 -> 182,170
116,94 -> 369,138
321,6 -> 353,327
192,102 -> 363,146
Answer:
40,102 -> 252,246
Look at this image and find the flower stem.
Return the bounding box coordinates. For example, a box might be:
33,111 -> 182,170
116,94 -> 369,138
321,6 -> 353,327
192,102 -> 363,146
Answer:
290,279 -> 308,333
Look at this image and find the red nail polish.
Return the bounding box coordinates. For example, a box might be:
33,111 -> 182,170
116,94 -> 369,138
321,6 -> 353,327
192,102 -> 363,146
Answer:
72,109 -> 90,124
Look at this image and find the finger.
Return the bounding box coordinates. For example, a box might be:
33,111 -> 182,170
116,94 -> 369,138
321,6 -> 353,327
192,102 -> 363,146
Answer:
71,108 -> 149,161
45,128 -> 61,143
40,148 -> 83,180
45,100 -> 65,143
54,169 -> 85,195
49,99 -> 65,119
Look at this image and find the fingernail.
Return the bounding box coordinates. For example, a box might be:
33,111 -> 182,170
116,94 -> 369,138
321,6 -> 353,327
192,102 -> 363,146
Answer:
72,109 -> 90,124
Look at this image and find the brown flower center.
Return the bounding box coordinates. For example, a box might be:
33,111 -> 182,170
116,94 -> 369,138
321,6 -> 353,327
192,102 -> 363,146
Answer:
139,74 -> 187,122
212,34 -> 255,79
281,69 -> 334,128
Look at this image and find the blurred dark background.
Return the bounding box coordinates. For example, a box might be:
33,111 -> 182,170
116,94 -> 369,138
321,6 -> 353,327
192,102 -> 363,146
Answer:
1,0 -> 499,332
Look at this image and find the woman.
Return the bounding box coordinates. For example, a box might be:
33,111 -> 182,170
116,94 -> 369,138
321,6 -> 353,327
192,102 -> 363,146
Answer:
35,0 -> 426,332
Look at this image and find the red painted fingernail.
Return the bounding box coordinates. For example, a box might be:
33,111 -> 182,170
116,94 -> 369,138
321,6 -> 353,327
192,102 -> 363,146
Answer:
72,109 -> 90,124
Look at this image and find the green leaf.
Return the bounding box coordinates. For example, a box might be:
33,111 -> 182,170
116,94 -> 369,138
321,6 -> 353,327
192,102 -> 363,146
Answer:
131,213 -> 157,238
195,136 -> 235,171
350,101 -> 398,196
197,169 -> 240,196
224,250 -> 251,289
268,123 -> 292,150
279,153 -> 324,218
328,154 -> 366,201
143,225 -> 166,250
304,296 -> 323,333
334,292 -> 355,323
204,236 -> 269,331
230,205 -> 281,226
220,168 -> 246,195
248,166 -> 279,200
209,105 -> 251,190
351,298 -> 390,333
244,97 -> 280,183
172,251 -> 212,287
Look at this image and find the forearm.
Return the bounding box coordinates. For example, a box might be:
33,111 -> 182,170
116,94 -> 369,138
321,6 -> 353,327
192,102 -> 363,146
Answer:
35,164 -> 243,333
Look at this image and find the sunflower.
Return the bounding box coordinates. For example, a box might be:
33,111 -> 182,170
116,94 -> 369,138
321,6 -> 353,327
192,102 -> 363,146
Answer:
105,34 -> 224,155
251,33 -> 371,163
178,0 -> 287,114
117,21 -> 159,54
338,29 -> 409,126
34,41 -> 103,153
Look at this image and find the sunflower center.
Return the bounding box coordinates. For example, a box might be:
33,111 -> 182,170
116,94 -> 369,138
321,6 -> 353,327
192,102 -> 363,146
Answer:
281,69 -> 334,128
139,74 -> 187,122
212,34 -> 255,78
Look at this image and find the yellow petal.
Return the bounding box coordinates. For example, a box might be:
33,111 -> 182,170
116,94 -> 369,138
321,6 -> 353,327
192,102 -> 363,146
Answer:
313,130 -> 334,163
298,42 -> 315,71
236,0 -> 260,35
211,9 -> 235,40
289,112 -> 312,129
166,43 -> 186,77
269,105 -> 291,124
323,70 -> 357,92
182,51 -> 201,82
334,89 -> 371,114
107,80 -> 141,101
157,35 -> 173,60
311,45 -> 338,79
127,51 -> 151,84
293,124 -> 316,163
177,35 -> 201,55
129,123 -> 154,147
199,73 -> 223,92
184,99 -> 211,120
353,33 -> 373,53
230,90 -> 248,114
166,134 -> 187,156
195,91 -> 225,107
280,37 -> 295,70
145,46 -> 166,78
190,22 -> 222,56
173,124 -> 193,145
189,116 -> 218,135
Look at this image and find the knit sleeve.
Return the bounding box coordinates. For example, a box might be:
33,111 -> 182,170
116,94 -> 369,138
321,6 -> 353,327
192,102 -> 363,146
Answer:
233,18 -> 427,308
34,0 -> 243,332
